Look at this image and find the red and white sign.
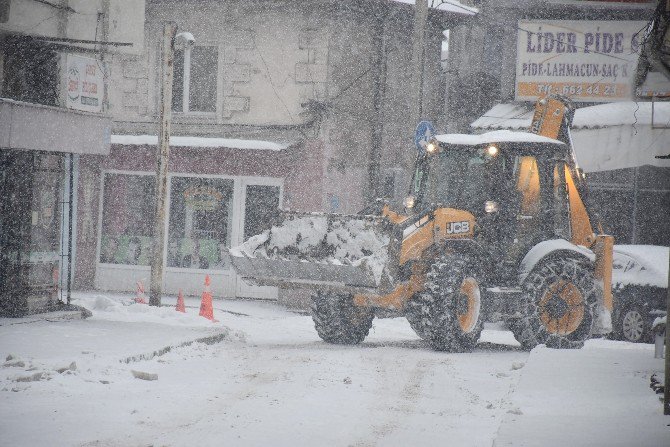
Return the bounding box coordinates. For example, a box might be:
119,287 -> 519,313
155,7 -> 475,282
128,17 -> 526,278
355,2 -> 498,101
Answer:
66,55 -> 103,113
515,20 -> 646,102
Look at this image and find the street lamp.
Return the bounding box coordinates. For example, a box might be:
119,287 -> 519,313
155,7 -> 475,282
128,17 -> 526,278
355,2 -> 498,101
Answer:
149,24 -> 195,306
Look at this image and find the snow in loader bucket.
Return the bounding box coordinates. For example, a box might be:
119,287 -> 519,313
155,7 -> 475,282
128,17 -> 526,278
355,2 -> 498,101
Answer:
229,212 -> 397,292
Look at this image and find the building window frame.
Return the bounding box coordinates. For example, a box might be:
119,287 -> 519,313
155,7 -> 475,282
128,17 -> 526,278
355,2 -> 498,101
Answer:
96,170 -> 284,272
172,44 -> 219,116
96,170 -> 156,269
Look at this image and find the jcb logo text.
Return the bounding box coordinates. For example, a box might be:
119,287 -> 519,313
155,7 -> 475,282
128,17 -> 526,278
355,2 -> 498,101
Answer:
447,221 -> 470,235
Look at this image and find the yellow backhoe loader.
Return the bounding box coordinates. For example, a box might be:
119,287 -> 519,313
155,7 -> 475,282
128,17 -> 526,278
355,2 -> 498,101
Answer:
231,95 -> 614,352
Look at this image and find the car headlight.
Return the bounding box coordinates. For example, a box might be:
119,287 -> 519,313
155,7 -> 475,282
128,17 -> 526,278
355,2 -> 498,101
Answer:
485,200 -> 499,213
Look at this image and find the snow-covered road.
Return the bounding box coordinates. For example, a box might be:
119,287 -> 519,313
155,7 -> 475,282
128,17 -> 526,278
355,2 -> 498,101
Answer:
1,293 -> 668,446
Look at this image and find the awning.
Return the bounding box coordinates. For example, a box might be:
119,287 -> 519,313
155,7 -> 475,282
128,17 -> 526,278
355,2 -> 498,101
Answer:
111,134 -> 292,151
0,98 -> 112,156
471,101 -> 670,172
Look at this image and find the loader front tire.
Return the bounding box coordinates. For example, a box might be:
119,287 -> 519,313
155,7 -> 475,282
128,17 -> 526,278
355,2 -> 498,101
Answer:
420,254 -> 484,352
511,256 -> 597,350
311,291 -> 374,345
404,296 -> 431,340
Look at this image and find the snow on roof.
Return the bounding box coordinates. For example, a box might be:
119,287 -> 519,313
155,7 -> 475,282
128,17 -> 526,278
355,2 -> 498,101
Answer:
472,101 -> 670,130
470,101 -> 670,172
470,103 -> 533,130
111,134 -> 290,151
435,129 -> 564,146
389,0 -> 478,15
572,101 -> 670,129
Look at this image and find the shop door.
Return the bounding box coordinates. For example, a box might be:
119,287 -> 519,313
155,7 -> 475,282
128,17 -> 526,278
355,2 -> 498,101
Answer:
235,180 -> 282,299
0,151 -> 63,315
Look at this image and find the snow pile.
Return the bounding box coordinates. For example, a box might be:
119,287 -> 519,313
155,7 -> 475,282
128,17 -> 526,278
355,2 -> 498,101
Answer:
230,214 -> 391,284
652,315 -> 666,331
612,245 -> 669,289
72,294 -> 227,328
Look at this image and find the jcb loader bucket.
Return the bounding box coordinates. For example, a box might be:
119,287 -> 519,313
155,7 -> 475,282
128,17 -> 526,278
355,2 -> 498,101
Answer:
229,212 -> 400,293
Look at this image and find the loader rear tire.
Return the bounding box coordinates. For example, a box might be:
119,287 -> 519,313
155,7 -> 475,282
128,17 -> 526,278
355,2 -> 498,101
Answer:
311,291 -> 374,345
419,254 -> 484,352
511,256 -> 597,350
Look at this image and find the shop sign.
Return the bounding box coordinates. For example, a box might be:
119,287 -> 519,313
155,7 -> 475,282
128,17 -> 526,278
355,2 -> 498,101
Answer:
66,54 -> 103,113
515,20 -> 646,102
184,186 -> 223,211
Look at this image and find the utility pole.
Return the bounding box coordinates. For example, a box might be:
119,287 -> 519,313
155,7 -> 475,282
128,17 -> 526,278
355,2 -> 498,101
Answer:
406,0 -> 429,181
150,22 -> 177,307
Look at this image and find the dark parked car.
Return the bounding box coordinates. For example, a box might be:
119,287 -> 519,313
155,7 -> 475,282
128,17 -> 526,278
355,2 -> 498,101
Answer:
611,245 -> 668,343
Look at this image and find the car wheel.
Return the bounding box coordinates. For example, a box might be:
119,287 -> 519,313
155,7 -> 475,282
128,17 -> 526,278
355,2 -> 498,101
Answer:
620,305 -> 650,343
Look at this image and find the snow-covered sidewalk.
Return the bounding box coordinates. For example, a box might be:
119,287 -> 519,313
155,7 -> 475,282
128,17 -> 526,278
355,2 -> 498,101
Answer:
494,343 -> 669,447
1,291 -> 668,446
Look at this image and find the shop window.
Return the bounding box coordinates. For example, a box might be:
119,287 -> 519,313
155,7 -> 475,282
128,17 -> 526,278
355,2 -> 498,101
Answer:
99,174 -> 155,265
172,46 -> 218,113
244,185 -> 281,241
30,154 -> 63,256
168,177 -> 233,270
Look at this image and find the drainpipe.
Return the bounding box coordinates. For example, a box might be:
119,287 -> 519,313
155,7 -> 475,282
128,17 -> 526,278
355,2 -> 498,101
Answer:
406,0 -> 429,188
367,12 -> 390,202
182,44 -> 192,113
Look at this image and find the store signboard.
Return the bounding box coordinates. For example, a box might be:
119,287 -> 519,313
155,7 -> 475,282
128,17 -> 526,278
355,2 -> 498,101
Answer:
66,55 -> 103,113
515,20 -> 646,102
184,186 -> 223,211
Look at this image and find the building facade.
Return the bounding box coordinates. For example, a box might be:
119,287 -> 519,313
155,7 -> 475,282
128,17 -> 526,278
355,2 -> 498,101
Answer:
73,0 -> 471,301
0,0 -> 145,315
447,0 -> 670,247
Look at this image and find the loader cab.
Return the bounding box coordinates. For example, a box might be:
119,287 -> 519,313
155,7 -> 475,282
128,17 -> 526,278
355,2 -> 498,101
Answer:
414,131 -> 576,269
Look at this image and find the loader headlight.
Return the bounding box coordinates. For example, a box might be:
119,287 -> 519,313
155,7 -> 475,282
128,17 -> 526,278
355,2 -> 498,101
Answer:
426,140 -> 439,154
403,195 -> 416,209
484,200 -> 499,213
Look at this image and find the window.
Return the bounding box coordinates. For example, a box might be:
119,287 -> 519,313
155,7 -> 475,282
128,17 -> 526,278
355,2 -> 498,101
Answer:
99,174 -> 155,265
172,46 -> 218,113
29,154 -> 63,255
2,37 -> 59,106
167,177 -> 233,270
0,0 -> 9,23
244,185 -> 281,241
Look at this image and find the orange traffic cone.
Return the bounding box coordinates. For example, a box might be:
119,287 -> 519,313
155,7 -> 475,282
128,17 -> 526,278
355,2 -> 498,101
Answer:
199,275 -> 218,322
175,289 -> 186,313
135,281 -> 148,304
